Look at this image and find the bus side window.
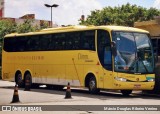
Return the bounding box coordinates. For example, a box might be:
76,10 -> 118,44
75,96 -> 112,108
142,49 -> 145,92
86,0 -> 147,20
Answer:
11,38 -> 17,52
40,34 -> 51,51
66,33 -> 73,50
4,38 -> 16,52
82,30 -> 95,51
74,32 -> 81,50
53,33 -> 66,50
18,37 -> 27,51
48,37 -> 55,50
30,36 -> 39,51
66,32 -> 81,50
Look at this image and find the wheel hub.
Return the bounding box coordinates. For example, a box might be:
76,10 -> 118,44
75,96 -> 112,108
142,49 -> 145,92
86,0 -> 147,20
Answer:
89,80 -> 95,90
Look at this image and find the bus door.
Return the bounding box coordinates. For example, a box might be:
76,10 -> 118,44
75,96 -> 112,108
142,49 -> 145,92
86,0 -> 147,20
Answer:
103,44 -> 113,88
97,30 -> 113,89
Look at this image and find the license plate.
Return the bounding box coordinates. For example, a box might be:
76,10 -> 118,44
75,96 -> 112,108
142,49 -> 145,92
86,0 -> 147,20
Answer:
134,84 -> 141,88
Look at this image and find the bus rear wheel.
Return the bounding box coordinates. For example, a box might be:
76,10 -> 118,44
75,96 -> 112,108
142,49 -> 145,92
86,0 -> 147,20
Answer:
121,90 -> 132,96
88,77 -> 100,94
24,73 -> 32,90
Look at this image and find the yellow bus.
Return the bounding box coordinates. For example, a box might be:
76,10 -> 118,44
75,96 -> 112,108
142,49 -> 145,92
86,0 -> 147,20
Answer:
2,25 -> 155,95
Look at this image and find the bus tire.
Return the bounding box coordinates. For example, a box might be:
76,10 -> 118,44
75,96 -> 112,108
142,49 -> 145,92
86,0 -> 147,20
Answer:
88,76 -> 100,94
46,85 -> 53,89
153,66 -> 160,93
24,73 -> 32,90
121,90 -> 132,96
32,83 -> 39,88
15,72 -> 24,88
52,85 -> 64,90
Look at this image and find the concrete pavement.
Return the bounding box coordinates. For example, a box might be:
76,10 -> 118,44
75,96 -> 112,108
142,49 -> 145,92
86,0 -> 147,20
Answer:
0,80 -> 160,114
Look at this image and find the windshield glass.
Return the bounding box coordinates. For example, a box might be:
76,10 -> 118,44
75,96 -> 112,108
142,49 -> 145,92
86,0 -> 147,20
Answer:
112,31 -> 154,74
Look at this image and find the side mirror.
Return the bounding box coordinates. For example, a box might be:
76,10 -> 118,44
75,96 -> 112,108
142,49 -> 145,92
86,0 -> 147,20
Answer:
111,41 -> 117,56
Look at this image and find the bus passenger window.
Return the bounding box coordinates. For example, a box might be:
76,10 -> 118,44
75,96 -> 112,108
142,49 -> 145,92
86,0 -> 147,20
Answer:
39,35 -> 51,51
83,42 -> 90,49
66,32 -> 81,50
82,30 -> 95,51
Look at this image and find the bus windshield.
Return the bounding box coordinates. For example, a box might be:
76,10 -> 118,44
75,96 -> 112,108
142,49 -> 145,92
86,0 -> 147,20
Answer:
112,31 -> 154,74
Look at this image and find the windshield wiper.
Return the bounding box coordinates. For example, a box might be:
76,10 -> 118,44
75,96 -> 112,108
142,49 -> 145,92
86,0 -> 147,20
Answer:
140,58 -> 149,73
130,57 -> 149,73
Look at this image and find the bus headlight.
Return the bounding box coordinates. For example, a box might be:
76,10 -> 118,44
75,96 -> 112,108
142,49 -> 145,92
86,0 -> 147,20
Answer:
147,78 -> 155,82
115,77 -> 127,82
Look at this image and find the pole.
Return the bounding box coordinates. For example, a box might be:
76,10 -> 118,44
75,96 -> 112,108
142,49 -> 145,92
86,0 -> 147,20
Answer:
51,7 -> 52,27
44,4 -> 58,28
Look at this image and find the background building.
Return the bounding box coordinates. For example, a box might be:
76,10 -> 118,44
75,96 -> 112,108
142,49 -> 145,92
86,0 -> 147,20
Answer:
0,0 -> 57,27
0,13 -> 58,28
134,16 -> 160,37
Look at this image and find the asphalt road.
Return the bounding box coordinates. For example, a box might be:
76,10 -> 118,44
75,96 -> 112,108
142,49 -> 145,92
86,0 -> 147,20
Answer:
0,80 -> 160,114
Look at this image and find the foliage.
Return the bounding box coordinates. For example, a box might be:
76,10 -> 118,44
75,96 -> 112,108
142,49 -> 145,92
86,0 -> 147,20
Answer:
0,19 -> 49,71
0,20 -> 16,40
79,3 -> 160,27
40,21 -> 49,29
16,19 -> 38,33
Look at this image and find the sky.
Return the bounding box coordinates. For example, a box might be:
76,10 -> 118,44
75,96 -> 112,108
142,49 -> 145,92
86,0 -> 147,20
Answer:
4,0 -> 160,26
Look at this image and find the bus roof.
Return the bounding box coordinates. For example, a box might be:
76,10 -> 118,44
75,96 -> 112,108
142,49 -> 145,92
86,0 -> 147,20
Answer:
103,25 -> 149,33
5,25 -> 149,37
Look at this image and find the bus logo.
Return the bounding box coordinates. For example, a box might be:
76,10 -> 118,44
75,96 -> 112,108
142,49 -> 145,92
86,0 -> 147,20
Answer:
78,53 -> 88,60
136,78 -> 139,81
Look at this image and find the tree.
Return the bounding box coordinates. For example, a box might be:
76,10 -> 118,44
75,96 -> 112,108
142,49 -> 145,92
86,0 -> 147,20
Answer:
79,3 -> 160,27
40,21 -> 49,29
16,19 -> 49,33
0,19 -> 16,40
16,19 -> 38,33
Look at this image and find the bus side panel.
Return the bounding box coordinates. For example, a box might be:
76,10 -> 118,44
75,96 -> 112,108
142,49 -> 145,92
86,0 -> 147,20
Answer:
33,65 -> 55,84
78,51 -> 101,88
2,63 -> 15,81
2,52 -> 15,81
66,64 -> 83,87
35,65 -> 65,85
97,66 -> 104,89
64,51 -> 84,87
51,52 -> 66,85
53,65 -> 66,85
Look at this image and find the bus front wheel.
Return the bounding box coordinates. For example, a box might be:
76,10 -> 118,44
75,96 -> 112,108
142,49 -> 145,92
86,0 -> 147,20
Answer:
121,90 -> 132,96
88,77 -> 100,94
